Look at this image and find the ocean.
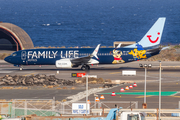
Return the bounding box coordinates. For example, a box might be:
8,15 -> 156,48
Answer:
0,0 -> 180,47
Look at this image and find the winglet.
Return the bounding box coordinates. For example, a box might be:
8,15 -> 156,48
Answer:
116,43 -> 121,48
91,44 -> 101,59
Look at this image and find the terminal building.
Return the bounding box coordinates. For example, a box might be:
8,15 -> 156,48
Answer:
0,22 -> 34,51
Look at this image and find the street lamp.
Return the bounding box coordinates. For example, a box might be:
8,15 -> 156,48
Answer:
159,61 -> 161,120
85,69 -> 89,116
140,63 -> 152,108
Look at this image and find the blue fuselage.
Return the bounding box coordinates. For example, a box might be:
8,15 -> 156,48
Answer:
4,47 -> 158,66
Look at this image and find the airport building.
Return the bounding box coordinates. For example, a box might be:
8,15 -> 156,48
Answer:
0,22 -> 34,51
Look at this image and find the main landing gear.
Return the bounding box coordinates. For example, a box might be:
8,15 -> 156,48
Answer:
81,65 -> 90,71
18,65 -> 23,71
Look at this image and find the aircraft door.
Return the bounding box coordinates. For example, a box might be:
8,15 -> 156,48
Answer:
21,51 -> 28,65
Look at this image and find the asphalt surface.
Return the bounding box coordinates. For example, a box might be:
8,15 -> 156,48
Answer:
0,60 -> 180,109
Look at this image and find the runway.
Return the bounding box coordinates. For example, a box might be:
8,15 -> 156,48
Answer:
0,60 -> 180,109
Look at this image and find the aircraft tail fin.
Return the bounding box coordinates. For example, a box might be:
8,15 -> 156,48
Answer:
125,17 -> 166,48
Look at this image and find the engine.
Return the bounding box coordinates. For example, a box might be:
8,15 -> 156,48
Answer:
55,59 -> 72,68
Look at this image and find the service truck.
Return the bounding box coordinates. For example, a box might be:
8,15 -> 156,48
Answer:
119,111 -> 145,120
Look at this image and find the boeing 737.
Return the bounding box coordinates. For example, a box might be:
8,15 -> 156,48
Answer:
4,17 -> 166,70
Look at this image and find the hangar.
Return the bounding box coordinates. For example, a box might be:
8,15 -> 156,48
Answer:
0,22 -> 34,51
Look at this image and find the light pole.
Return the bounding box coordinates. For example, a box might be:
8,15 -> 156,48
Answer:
86,73 -> 88,116
159,61 -> 161,120
144,64 -> 147,104
140,63 -> 152,109
85,69 -> 90,116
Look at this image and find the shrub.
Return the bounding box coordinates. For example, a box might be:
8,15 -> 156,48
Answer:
0,53 -> 11,60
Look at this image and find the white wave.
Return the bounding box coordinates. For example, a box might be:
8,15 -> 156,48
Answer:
42,24 -> 50,26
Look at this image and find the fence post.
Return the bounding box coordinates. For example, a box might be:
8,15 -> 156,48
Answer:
157,108 -> 159,120
12,100 -> 15,118
62,102 -> 64,114
52,97 -> 55,112
98,102 -> 101,116
98,102 -> 101,109
25,100 -> 27,116
135,101 -> 138,109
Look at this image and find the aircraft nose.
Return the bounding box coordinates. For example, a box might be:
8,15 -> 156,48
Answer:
4,56 -> 11,63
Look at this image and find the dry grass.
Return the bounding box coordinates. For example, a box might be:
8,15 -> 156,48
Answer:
62,87 -> 67,89
76,77 -> 111,84
47,86 -> 53,88
0,53 -> 11,60
143,47 -> 180,61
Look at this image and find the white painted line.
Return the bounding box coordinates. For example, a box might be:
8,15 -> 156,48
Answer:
122,70 -> 136,76
0,71 -> 12,73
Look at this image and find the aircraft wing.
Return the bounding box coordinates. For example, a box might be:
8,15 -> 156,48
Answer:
70,44 -> 101,64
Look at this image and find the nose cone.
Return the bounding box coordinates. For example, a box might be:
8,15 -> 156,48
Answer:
4,56 -> 11,63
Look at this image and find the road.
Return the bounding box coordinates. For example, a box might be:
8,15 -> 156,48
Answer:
0,60 -> 180,109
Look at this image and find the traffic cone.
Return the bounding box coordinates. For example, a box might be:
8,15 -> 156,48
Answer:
111,92 -> 116,96
100,95 -> 105,99
87,100 -> 91,104
120,88 -> 125,92
129,85 -> 133,89
133,83 -> 137,87
95,97 -> 100,102
125,86 -> 129,90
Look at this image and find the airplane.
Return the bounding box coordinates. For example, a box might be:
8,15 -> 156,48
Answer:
4,17 -> 166,70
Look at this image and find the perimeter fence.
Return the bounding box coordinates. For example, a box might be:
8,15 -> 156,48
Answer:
0,99 -> 138,117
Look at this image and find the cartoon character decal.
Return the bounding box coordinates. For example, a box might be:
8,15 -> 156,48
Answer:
128,44 -> 147,60
112,49 -> 125,64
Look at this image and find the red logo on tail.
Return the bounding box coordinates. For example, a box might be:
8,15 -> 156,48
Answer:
147,32 -> 160,43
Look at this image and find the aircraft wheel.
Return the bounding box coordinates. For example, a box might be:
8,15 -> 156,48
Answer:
81,66 -> 86,71
85,65 -> 90,70
81,65 -> 90,71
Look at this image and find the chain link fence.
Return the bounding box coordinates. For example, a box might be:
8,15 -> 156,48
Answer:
0,99 -> 138,117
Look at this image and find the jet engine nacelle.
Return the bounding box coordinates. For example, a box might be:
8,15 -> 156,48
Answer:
55,59 -> 72,68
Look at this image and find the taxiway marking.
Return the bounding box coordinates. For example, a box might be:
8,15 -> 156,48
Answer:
110,72 -> 121,74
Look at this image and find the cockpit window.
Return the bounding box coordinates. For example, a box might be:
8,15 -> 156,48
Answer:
12,53 -> 17,56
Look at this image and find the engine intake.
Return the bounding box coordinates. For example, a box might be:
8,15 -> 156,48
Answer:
55,59 -> 72,68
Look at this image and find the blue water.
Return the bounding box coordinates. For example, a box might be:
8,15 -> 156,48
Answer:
0,0 -> 180,47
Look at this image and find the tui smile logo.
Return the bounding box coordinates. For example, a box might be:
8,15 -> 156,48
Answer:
147,32 -> 160,43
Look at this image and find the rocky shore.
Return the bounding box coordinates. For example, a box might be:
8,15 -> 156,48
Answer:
0,74 -> 75,86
